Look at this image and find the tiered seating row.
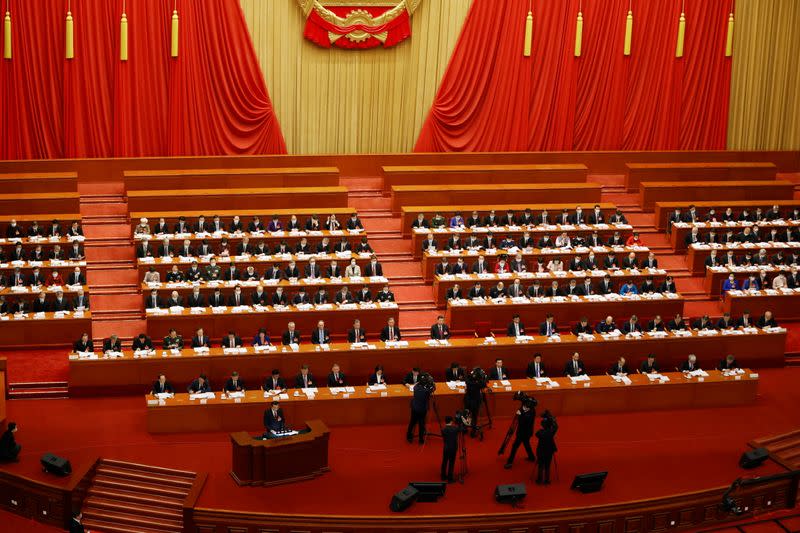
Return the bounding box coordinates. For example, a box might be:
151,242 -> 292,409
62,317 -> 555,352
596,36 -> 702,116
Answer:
640,180 -> 795,211
381,163 -> 588,192
624,162 -> 777,191
123,167 -> 340,190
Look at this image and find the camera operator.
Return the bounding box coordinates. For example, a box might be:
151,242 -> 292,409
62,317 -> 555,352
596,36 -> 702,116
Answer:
407,372 -> 435,444
535,410 -> 559,485
464,367 -> 487,436
440,416 -> 460,482
504,396 -> 536,469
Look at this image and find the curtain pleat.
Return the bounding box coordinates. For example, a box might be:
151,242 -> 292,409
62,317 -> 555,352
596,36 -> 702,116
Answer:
1,0 -> 285,159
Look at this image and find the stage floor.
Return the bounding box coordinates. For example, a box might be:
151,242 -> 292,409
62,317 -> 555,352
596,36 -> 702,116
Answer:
1,368 -> 799,518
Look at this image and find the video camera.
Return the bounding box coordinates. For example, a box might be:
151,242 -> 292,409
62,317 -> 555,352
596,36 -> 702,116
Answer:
455,409 -> 472,427
417,372 -> 436,394
512,391 -> 538,409
465,367 -> 488,389
541,409 -> 556,428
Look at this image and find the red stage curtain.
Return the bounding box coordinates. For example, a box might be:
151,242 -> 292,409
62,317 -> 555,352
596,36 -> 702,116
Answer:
2,0 -> 285,159
2,0 -> 64,159
64,0 -> 115,158
168,0 -> 285,156
416,0 -> 733,152
680,0 -> 732,150
573,0 -> 627,150
112,0 -> 171,157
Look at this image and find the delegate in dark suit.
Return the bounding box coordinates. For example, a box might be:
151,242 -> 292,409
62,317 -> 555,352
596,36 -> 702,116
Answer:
263,406 -> 285,432
151,380 -> 174,395
430,323 -> 450,340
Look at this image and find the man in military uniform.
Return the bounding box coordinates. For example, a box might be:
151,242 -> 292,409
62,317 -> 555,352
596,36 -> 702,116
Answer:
163,328 -> 184,350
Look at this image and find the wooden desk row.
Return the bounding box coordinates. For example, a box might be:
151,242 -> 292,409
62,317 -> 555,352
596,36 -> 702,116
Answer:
381,163 -> 588,192
0,192 -> 80,216
704,266 -> 798,297
432,269 -> 669,307
0,171 -> 78,194
137,253 -> 376,278
421,246 -> 651,282
1,284 -> 87,299
142,278 -> 388,298
624,161 -> 777,191
400,203 -> 618,237
722,290 -> 800,320
445,294 -> 685,332
669,221 -> 800,253
129,208 -> 357,230
687,243 -> 800,275
127,186 -> 349,212
145,303 -> 399,342
145,370 -> 759,433
654,200 -> 800,231
410,223 -> 634,259
132,229 -> 367,249
639,180 -> 794,212
69,331 -> 785,396
391,183 -> 603,213
0,311 -> 91,348
123,167 -> 340,191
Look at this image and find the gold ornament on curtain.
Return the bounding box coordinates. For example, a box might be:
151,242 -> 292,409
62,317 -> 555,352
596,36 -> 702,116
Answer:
575,0 -> 583,57
675,0 -> 685,58
725,3 -> 734,57
623,1 -> 632,56
171,0 -> 179,58
66,0 -> 74,59
120,1 -> 128,61
523,0 -> 532,57
3,1 -> 10,60
297,0 -> 424,49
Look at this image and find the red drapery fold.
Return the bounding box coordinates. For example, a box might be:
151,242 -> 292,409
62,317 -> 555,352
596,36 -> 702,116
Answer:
1,0 -> 285,159
168,0 -> 285,156
680,0 -> 732,150
416,0 -> 733,152
64,0 -> 114,158
3,0 -> 64,159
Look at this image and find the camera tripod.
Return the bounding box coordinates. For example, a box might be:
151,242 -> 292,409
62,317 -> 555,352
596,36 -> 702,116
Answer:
497,411 -> 519,455
465,390 -> 493,441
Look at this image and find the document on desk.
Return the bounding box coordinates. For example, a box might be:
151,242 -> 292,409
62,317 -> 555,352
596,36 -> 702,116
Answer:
368,384 -> 388,392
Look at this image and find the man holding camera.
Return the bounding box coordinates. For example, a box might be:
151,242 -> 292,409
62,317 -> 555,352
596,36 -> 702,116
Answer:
536,411 -> 559,484
464,367 -> 487,437
407,373 -> 434,444
440,412 -> 469,483
504,399 -> 536,469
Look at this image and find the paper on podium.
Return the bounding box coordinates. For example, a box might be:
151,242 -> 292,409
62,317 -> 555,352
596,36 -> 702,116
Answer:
446,381 -> 465,389
500,380 -> 511,386
569,374 -> 590,383
611,375 -> 632,385
226,391 -> 245,399
534,377 -> 551,384
155,392 -> 174,400
368,384 -> 388,391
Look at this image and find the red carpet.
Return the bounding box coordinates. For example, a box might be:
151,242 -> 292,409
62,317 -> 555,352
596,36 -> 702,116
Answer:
2,349 -> 68,383
2,368 -> 799,518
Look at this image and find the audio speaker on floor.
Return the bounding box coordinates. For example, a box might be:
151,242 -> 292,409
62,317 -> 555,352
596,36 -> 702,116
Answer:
40,453 -> 72,477
495,483 -> 526,504
571,471 -> 607,493
409,481 -> 447,502
739,447 -> 769,469
389,485 -> 419,512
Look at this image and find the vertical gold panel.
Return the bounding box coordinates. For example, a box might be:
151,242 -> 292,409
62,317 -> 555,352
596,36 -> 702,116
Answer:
239,0 -> 471,154
728,0 -> 800,150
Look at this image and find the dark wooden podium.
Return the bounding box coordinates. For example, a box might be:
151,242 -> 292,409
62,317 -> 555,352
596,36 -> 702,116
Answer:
230,419 -> 330,486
